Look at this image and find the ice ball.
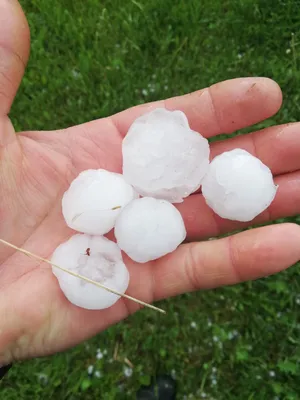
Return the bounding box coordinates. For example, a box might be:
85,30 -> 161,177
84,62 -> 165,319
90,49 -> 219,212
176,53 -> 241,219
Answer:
122,108 -> 210,203
115,197 -> 186,263
201,149 -> 278,222
51,234 -> 129,310
62,169 -> 138,235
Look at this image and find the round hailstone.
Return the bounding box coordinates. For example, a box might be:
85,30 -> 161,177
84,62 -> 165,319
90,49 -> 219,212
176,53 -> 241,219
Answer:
122,108 -> 210,203
201,149 -> 278,222
51,234 -> 129,310
115,197 -> 186,263
62,169 -> 138,235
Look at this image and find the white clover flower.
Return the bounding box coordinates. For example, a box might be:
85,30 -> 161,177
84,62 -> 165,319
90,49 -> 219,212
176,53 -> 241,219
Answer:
94,370 -> 102,378
123,366 -> 133,378
37,373 -> 48,385
87,365 -> 94,375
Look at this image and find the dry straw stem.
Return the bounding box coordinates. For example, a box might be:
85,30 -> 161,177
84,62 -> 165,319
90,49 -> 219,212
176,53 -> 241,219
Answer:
124,357 -> 134,368
0,238 -> 166,314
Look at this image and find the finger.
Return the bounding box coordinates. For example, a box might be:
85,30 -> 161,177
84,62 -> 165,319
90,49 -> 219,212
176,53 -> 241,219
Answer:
178,171 -> 300,241
211,122 -> 300,176
0,0 -> 30,116
111,77 -> 282,138
152,223 -> 300,301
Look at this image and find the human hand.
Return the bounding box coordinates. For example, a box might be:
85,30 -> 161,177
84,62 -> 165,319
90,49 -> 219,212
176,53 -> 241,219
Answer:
1,1 -> 300,365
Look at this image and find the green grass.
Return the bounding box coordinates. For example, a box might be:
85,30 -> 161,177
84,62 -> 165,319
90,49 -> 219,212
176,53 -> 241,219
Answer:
1,0 -> 300,399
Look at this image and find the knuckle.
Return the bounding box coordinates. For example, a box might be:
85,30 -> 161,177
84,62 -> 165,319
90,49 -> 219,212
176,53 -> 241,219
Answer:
227,235 -> 244,282
184,243 -> 203,291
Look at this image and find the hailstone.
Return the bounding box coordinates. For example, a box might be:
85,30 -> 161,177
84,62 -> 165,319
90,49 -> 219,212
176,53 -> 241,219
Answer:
51,234 -> 129,310
62,169 -> 138,235
115,197 -> 186,263
201,149 -> 278,222
122,108 -> 210,203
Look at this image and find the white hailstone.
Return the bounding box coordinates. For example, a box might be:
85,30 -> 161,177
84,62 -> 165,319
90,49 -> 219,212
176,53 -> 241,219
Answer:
51,234 -> 129,310
201,149 -> 278,222
115,197 -> 186,263
62,169 -> 138,235
122,108 -> 210,203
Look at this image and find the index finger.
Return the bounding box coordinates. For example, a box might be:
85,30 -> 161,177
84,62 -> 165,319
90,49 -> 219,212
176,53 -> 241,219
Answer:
111,77 -> 282,138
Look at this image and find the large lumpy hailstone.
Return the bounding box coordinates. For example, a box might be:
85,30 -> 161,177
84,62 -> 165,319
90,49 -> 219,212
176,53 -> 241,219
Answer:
202,149 -> 278,222
51,234 -> 129,310
122,108 -> 210,203
115,197 -> 186,263
62,169 -> 138,235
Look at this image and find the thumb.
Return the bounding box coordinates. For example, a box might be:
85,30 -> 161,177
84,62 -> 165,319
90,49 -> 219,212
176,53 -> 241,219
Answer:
0,0 -> 30,116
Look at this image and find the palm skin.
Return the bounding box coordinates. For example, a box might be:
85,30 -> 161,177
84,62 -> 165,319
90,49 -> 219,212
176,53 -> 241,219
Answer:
1,1 -> 300,365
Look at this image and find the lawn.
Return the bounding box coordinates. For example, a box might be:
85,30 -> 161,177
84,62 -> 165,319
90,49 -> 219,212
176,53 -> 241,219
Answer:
1,0 -> 300,399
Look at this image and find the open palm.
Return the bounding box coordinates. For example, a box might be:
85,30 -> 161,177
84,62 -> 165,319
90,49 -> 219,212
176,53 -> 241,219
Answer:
1,1 -> 300,365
